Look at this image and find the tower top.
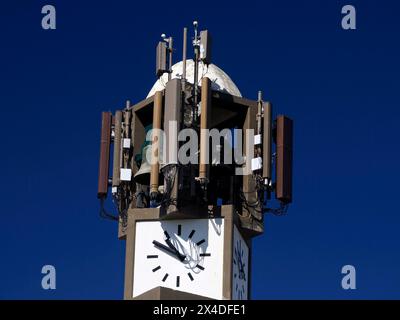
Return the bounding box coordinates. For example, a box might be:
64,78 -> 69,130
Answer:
147,59 -> 242,98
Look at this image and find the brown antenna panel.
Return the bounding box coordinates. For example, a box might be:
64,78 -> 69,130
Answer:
276,115 -> 293,204
97,112 -> 112,199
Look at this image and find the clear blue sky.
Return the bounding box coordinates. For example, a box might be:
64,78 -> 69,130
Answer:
0,0 -> 399,299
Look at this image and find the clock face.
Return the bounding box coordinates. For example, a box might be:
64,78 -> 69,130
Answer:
232,225 -> 249,300
133,218 -> 224,299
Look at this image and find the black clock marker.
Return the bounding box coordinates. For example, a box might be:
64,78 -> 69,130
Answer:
188,273 -> 194,281
176,276 -> 180,287
196,264 -> 205,271
152,266 -> 161,272
147,255 -> 158,259
162,273 -> 169,282
188,229 -> 195,239
200,253 -> 211,257
177,224 -> 182,236
196,239 -> 205,246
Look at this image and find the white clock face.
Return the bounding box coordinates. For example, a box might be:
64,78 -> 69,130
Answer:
133,218 -> 224,299
232,225 -> 249,300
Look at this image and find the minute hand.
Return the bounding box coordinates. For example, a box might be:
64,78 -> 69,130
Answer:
152,240 -> 185,261
165,238 -> 186,262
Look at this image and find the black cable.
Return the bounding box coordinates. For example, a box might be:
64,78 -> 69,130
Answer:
99,198 -> 119,221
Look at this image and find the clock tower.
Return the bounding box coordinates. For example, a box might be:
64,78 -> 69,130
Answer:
97,22 -> 293,300
124,205 -> 249,300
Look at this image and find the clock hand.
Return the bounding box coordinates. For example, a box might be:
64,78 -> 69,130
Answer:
153,240 -> 186,262
237,255 -> 246,281
165,238 -> 186,262
153,240 -> 180,257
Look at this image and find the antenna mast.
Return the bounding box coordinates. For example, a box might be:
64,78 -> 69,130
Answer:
192,20 -> 200,124
182,27 -> 187,90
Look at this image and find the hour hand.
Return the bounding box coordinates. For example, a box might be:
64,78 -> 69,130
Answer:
152,240 -> 186,262
165,238 -> 186,262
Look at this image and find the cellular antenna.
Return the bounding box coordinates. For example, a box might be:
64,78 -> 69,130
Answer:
156,33 -> 173,79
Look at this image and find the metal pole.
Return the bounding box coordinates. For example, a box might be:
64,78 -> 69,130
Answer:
193,23 -> 199,124
257,91 -> 263,135
112,110 -> 122,190
182,27 -> 187,88
168,37 -> 173,81
263,102 -> 272,185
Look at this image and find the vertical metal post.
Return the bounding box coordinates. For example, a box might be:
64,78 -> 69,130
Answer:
193,23 -> 199,124
112,110 -> 122,190
263,102 -> 272,184
257,91 -> 263,135
168,37 -> 173,81
182,27 -> 187,89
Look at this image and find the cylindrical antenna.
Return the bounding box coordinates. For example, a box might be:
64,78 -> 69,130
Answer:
198,76 -> 211,200
182,27 -> 187,86
150,91 -> 163,199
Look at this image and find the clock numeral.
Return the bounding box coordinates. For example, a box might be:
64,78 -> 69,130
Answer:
188,273 -> 194,281
177,224 -> 182,236
152,266 -> 161,272
200,253 -> 211,257
196,264 -> 205,271
147,255 -> 158,259
162,273 -> 169,282
188,229 -> 196,239
196,239 -> 205,246
176,276 -> 180,287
